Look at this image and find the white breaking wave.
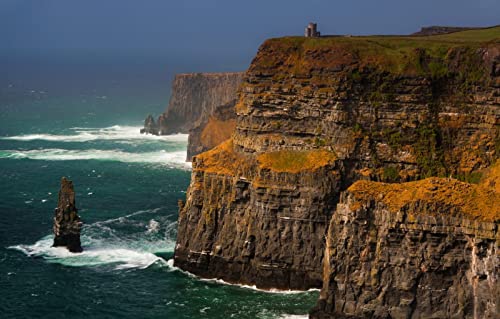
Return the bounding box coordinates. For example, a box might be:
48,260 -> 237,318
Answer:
0,148 -> 191,169
165,259 -> 320,295
9,208 -> 177,270
1,125 -> 189,143
11,237 -> 166,269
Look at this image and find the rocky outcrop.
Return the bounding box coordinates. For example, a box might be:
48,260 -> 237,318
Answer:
142,72 -> 244,136
140,115 -> 158,135
186,100 -> 237,160
311,169 -> 499,318
52,177 -> 82,253
174,28 -> 500,293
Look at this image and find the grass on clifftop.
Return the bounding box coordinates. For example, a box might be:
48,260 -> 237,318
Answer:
347,160 -> 500,222
257,149 -> 336,173
255,26 -> 499,76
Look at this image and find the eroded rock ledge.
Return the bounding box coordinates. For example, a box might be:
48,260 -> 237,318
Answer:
311,167 -> 499,318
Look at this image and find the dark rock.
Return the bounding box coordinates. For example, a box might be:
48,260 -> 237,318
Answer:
174,35 -> 500,292
141,114 -> 159,135
311,180 -> 499,318
52,177 -> 83,253
141,72 -> 244,136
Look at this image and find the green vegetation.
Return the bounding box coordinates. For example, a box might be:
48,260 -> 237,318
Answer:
259,26 -> 499,78
383,166 -> 400,182
456,172 -> 484,184
257,149 -> 336,173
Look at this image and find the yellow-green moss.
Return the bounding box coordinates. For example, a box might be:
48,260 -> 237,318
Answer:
348,160 -> 500,222
257,149 -> 336,173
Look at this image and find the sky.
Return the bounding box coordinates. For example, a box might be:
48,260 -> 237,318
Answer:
0,0 -> 498,94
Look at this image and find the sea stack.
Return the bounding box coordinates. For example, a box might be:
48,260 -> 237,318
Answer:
52,177 -> 83,253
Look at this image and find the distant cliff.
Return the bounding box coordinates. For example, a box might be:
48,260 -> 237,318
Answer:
142,72 -> 243,160
412,26 -> 479,36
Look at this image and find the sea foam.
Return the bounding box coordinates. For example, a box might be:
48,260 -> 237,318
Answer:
1,125 -> 188,143
0,148 -> 191,169
9,208 -> 177,270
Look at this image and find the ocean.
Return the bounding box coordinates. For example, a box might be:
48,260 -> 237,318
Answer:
0,53 -> 318,318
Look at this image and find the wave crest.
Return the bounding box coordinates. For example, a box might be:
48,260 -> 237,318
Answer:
0,148 -> 191,169
1,125 -> 188,143
9,208 -> 177,270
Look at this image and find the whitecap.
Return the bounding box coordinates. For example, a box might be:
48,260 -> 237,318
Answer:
9,208 -> 178,270
146,219 -> 160,234
165,258 -> 320,294
1,125 -> 189,143
10,237 -> 166,270
0,148 -> 191,169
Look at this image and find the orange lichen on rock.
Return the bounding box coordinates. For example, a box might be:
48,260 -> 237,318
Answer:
194,139 -> 251,176
348,164 -> 500,221
200,117 -> 236,150
257,149 -> 336,173
480,160 -> 500,193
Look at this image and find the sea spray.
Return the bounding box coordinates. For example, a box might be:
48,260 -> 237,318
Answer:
10,208 -> 177,270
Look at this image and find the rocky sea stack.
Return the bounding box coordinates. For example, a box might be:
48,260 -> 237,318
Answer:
52,177 -> 83,253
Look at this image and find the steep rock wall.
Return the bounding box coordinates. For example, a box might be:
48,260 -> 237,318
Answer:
311,173 -> 499,318
186,100 -> 237,161
143,72 -> 244,135
174,30 -> 500,290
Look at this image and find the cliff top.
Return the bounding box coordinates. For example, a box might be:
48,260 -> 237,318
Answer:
174,72 -> 245,77
251,26 -> 500,76
347,161 -> 500,222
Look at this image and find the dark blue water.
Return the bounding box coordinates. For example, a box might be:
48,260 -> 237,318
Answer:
0,54 -> 317,318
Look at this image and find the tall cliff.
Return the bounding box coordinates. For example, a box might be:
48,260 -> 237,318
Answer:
142,72 -> 243,132
174,27 -> 500,295
311,163 -> 499,319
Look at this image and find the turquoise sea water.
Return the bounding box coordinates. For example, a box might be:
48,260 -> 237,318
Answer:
0,55 -> 317,318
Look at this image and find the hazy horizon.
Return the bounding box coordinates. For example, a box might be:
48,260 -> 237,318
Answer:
1,0 -> 498,113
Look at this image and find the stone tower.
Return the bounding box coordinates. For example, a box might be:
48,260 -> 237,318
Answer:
305,22 -> 320,37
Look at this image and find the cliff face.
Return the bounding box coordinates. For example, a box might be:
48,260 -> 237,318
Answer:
142,72 -> 244,135
53,177 -> 82,253
174,28 -> 500,292
311,166 -> 499,318
186,100 -> 237,160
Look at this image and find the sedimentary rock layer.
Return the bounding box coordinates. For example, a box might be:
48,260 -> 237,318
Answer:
142,72 -> 244,135
311,173 -> 499,318
187,100 -> 237,160
174,28 -> 500,291
53,177 -> 82,253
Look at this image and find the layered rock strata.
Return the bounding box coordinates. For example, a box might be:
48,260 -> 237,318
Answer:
311,169 -> 499,318
141,72 -> 244,135
186,100 -> 237,160
52,177 -> 83,253
174,28 -> 500,292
